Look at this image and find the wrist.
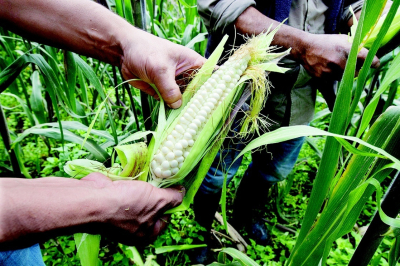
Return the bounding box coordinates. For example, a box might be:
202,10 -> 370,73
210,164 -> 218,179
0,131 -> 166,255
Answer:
289,31 -> 311,62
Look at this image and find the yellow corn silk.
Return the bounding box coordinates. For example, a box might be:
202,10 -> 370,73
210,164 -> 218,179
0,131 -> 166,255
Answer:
64,28 -> 291,210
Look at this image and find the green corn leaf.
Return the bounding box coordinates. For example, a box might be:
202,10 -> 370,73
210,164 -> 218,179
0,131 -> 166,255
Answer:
292,0 -> 389,255
358,50 -> 400,137
234,125 -> 400,168
217,248 -> 259,266
154,244 -> 207,254
388,234 -> 400,266
73,54 -> 118,144
348,0 -> 400,126
30,71 -> 46,124
120,245 -> 145,266
12,128 -> 110,162
0,53 -> 29,94
208,262 -> 242,266
118,130 -> 154,145
185,33 -> 208,50
287,106 -> 400,265
114,0 -> 125,17
45,121 -> 112,141
123,0 -> 134,24
65,51 -> 77,112
2,92 -> 36,127
74,233 -> 100,266
367,178 -> 400,228
81,96 -> 107,149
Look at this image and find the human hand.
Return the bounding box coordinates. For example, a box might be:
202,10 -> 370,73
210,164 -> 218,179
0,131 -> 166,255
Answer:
297,33 -> 380,80
120,30 -> 206,108
81,173 -> 185,245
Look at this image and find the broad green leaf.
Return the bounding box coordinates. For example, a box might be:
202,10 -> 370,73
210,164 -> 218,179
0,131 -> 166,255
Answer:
234,126 -> 400,168
122,245 -> 144,266
65,51 -> 77,112
185,33 -> 207,50
124,0 -> 134,24
74,233 -> 100,266
12,128 -> 110,162
292,0 -> 390,255
74,54 -> 118,144
348,0 -> 400,127
114,0 -> 125,17
3,92 -> 35,126
30,71 -> 46,124
358,50 -> 400,137
119,130 -> 154,145
288,106 -> 400,265
154,244 -> 207,254
389,234 -> 400,266
218,248 -> 259,266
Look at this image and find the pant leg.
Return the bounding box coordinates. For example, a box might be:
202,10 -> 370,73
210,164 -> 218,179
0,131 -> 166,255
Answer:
194,137 -> 245,230
251,136 -> 306,185
0,244 -> 45,266
232,137 -> 305,226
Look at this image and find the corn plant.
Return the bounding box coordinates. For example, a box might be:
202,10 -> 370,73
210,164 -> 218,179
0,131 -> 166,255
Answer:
225,0 -> 400,264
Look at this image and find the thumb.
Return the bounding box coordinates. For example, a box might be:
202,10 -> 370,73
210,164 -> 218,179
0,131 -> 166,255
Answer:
152,66 -> 182,109
158,185 -> 186,211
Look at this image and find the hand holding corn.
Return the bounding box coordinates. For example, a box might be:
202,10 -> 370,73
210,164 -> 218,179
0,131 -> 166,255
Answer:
0,0 -> 206,108
0,173 -> 185,249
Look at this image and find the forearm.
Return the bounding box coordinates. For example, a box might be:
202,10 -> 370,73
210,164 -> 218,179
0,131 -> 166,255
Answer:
0,0 -> 140,66
0,177 -> 114,249
234,7 -> 308,62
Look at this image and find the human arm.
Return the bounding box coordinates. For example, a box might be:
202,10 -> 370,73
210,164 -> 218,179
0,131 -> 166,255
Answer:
0,0 -> 205,108
234,6 -> 380,80
0,173 -> 184,250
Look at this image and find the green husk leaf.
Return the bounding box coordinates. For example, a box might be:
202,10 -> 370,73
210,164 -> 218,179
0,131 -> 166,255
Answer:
64,159 -> 127,180
114,142 -> 148,178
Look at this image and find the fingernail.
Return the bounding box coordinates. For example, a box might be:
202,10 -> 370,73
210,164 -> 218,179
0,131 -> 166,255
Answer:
168,100 -> 182,109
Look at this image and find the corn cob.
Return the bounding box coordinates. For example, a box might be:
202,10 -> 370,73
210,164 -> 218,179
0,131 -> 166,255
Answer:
151,55 -> 251,179
145,28 -> 291,187
64,29 -> 290,191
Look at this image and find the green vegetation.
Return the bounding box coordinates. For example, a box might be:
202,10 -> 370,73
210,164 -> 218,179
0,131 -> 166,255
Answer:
2,0 -> 400,265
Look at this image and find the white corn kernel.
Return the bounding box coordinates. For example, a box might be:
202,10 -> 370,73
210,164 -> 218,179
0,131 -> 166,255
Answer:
166,152 -> 175,161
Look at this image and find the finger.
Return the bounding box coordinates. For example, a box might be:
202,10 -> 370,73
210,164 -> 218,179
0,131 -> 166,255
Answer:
152,66 -> 182,109
148,215 -> 170,241
127,77 -> 159,100
175,51 -> 206,76
157,185 -> 186,212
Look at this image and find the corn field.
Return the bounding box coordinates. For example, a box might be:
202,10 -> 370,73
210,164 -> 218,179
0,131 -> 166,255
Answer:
1,0 -> 400,265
